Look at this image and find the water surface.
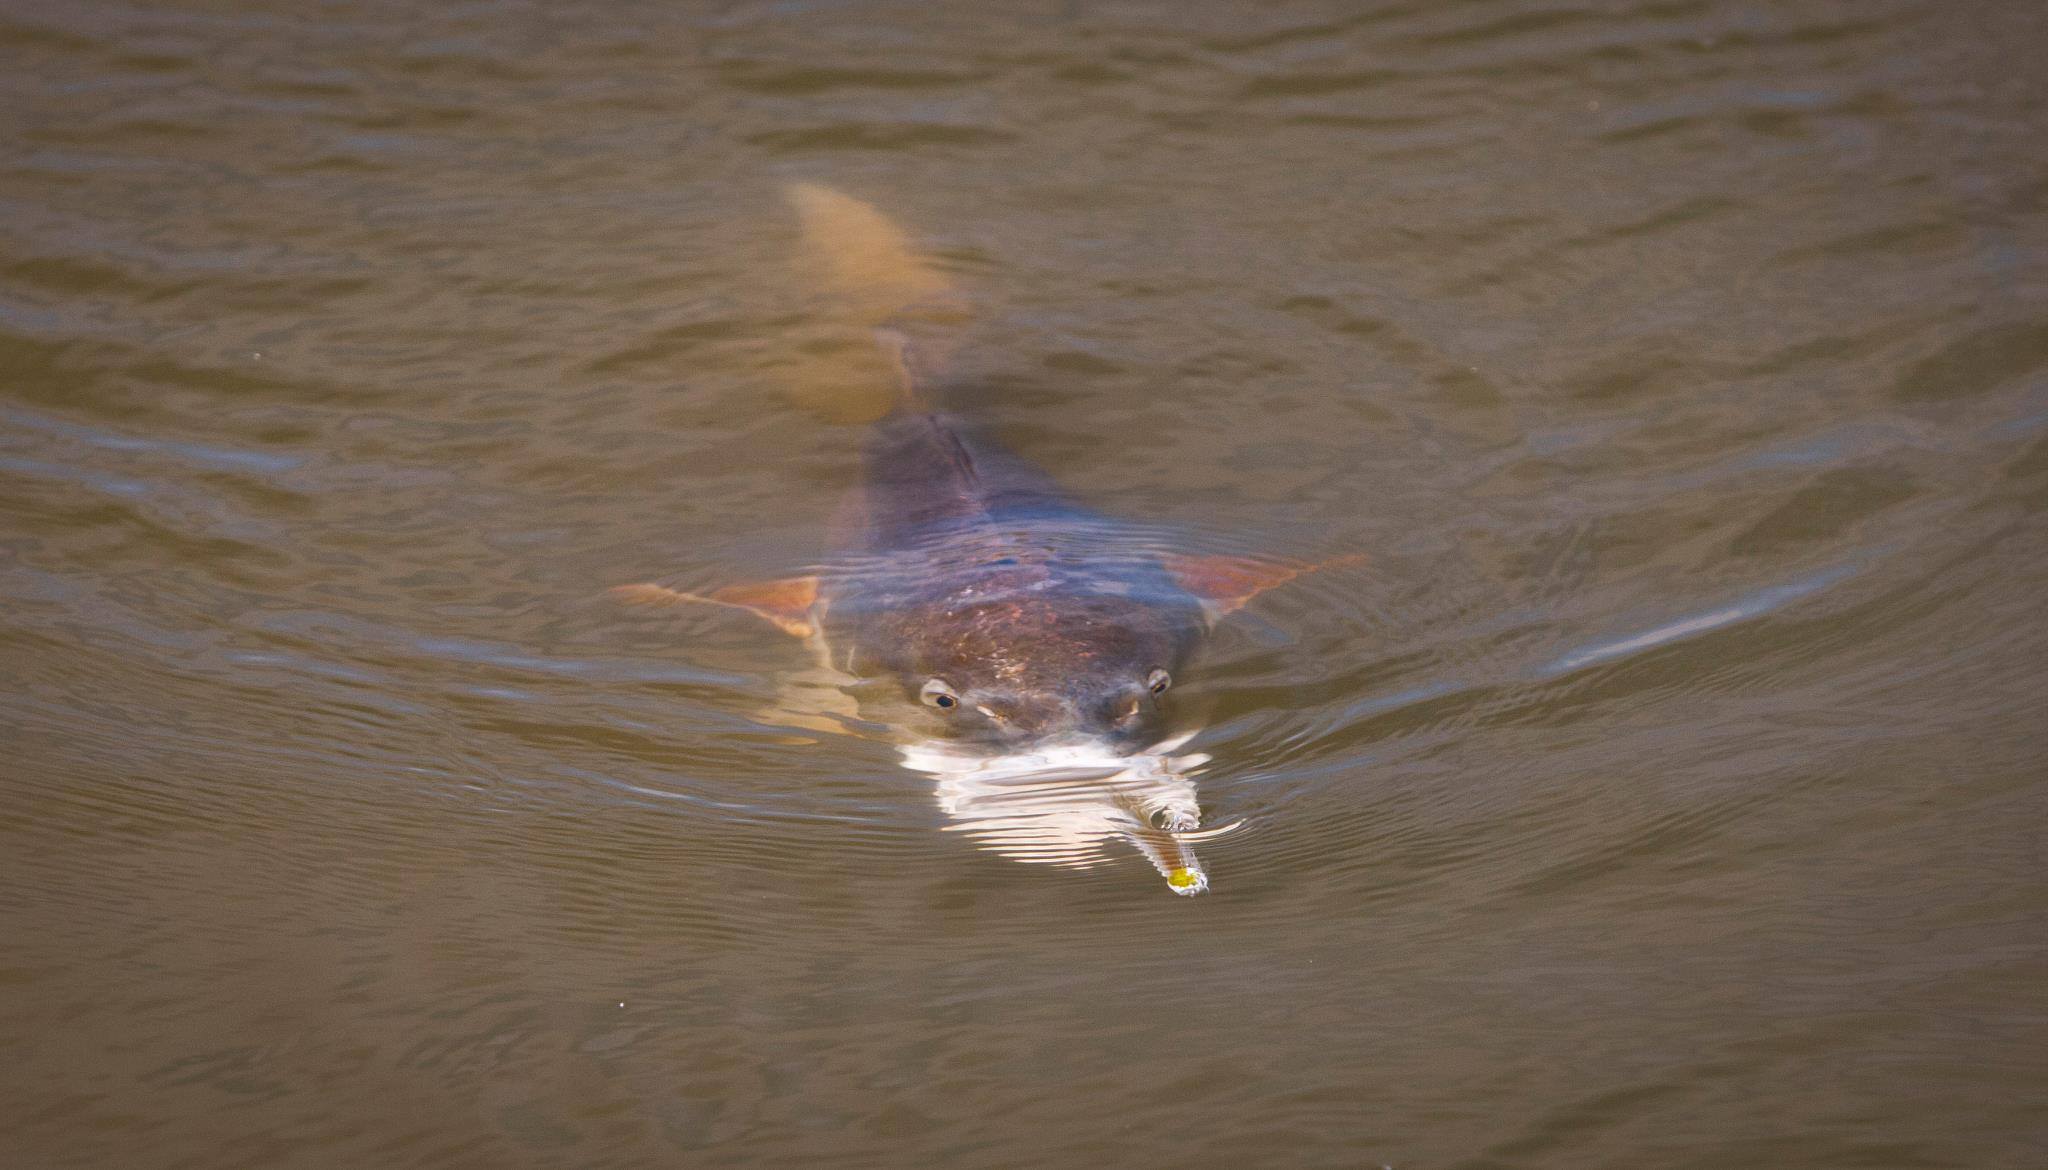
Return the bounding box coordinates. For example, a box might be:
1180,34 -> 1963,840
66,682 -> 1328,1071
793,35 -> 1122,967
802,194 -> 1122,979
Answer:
4,0 -> 2046,1166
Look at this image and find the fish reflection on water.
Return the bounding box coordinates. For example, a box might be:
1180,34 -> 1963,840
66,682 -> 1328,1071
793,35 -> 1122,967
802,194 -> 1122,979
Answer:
618,185 -> 1342,894
905,734 -> 1244,895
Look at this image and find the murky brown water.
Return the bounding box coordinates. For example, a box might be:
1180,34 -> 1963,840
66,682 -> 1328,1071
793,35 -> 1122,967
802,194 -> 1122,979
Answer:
5,0 -> 2047,1165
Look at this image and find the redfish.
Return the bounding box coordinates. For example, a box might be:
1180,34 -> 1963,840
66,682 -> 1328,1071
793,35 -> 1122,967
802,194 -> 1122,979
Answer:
617,185 -> 1352,894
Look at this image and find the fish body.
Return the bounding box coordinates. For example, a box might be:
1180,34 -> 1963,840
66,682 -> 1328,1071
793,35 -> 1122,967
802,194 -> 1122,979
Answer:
617,185 -> 1346,894
821,408 -> 1206,752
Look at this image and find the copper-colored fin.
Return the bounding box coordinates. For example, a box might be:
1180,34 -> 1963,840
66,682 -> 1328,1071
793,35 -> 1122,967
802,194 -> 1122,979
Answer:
609,577 -> 818,638
1160,553 -> 1365,617
710,576 -> 819,635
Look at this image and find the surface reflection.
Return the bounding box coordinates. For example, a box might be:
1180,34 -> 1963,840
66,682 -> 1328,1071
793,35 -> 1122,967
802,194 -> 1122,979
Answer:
905,735 -> 1239,894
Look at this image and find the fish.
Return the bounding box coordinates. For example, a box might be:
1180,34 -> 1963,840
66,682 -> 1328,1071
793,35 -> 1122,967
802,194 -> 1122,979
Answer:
615,184 -> 1353,895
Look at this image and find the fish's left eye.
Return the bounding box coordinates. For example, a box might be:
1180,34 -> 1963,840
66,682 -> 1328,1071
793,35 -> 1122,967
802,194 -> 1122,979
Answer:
1146,668 -> 1171,695
920,679 -> 960,710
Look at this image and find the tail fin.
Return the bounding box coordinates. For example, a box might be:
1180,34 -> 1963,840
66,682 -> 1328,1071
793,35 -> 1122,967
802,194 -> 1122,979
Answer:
783,183 -> 963,422
787,183 -> 952,322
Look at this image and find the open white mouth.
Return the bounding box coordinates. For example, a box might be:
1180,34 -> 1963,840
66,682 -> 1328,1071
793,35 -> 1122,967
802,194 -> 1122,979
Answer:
899,733 -> 1241,895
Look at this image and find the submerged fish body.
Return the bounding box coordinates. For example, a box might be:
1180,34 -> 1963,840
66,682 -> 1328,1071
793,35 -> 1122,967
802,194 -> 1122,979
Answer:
822,409 -> 1207,752
616,184 -> 1343,894
823,412 -> 1232,894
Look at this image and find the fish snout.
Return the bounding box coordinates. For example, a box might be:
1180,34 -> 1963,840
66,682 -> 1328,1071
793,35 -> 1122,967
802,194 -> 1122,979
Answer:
965,686 -> 1167,748
970,692 -> 1085,741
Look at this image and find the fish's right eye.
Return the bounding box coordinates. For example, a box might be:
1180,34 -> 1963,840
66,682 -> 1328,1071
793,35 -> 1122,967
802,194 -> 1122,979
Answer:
920,679 -> 959,710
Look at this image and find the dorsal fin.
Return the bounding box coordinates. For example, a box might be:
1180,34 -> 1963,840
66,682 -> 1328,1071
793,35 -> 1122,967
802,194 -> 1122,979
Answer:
920,411 -> 981,491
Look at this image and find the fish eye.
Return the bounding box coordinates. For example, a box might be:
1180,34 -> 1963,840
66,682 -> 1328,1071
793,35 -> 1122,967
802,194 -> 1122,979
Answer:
920,679 -> 959,710
1147,668 -> 1172,695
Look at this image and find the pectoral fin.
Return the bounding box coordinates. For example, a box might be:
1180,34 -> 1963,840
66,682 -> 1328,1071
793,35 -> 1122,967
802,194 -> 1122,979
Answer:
1161,552 -> 1364,618
610,576 -> 819,638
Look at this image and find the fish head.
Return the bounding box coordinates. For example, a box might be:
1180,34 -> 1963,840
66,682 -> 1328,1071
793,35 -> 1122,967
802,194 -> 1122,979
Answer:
884,591 -> 1200,752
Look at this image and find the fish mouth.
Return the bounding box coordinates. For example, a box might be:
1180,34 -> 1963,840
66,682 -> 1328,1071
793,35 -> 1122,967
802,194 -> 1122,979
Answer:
952,709 -> 1164,754
903,735 -> 1240,895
